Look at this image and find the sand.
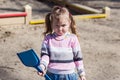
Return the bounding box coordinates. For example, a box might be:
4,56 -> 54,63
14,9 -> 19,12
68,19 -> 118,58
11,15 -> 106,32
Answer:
0,0 -> 120,80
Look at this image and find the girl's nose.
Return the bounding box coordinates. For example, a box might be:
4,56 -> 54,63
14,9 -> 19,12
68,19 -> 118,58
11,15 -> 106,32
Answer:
58,26 -> 62,31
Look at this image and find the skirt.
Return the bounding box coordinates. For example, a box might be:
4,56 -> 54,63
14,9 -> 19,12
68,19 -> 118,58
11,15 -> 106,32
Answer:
45,71 -> 78,80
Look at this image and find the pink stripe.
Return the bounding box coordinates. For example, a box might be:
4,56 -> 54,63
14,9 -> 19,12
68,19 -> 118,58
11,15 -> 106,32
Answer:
49,38 -> 72,47
75,61 -> 83,67
41,55 -> 49,64
48,62 -> 75,70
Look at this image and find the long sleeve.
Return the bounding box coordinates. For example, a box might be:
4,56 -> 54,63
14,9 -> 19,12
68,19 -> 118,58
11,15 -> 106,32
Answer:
40,37 -> 50,70
71,36 -> 85,76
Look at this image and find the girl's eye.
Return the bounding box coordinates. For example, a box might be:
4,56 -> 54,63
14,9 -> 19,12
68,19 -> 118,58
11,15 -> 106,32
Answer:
56,25 -> 59,27
61,24 -> 66,27
56,24 -> 66,27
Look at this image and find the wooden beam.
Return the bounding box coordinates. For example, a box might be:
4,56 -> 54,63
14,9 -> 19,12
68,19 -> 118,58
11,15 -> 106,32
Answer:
0,12 -> 27,18
74,14 -> 106,19
29,19 -> 45,24
0,17 -> 25,25
66,2 -> 101,14
49,0 -> 101,14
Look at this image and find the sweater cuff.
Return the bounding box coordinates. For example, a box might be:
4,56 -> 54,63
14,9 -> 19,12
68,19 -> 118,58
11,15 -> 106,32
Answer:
77,69 -> 86,76
40,61 -> 48,70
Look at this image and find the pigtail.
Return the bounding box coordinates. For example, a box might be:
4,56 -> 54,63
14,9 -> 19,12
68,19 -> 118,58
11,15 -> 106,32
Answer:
43,13 -> 52,36
69,14 -> 80,40
69,14 -> 77,35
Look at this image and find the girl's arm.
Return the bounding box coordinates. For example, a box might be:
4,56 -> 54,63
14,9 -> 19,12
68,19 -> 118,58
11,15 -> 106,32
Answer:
40,40 -> 50,71
40,35 -> 50,72
71,35 -> 86,77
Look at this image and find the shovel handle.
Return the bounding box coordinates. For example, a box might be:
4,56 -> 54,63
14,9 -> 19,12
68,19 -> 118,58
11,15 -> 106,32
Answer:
35,66 -> 52,80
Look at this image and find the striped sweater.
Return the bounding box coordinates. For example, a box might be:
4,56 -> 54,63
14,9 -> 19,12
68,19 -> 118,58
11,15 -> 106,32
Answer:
40,32 -> 85,75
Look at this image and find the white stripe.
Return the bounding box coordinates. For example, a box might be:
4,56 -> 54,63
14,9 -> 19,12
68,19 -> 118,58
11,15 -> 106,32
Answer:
49,46 -> 74,60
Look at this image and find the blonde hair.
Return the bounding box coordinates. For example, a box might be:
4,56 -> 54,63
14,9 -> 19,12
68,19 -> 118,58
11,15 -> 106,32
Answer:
44,6 -> 77,36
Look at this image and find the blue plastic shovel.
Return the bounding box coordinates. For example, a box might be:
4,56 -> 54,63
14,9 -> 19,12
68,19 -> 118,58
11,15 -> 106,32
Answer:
17,49 -> 52,80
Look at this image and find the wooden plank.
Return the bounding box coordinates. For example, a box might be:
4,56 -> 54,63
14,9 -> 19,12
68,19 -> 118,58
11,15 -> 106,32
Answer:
0,17 -> 25,25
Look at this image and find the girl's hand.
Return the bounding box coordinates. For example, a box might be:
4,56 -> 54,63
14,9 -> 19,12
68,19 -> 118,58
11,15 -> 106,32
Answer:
37,71 -> 46,76
80,75 -> 86,80
37,64 -> 46,76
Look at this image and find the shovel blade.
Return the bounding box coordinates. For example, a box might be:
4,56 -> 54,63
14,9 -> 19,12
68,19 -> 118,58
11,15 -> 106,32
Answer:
17,49 -> 40,67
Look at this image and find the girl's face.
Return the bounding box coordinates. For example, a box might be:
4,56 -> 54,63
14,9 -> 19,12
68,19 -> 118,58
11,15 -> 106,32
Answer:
52,17 -> 71,36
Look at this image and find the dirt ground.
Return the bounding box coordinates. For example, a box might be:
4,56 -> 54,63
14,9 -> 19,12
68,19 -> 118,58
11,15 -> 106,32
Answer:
0,0 -> 120,80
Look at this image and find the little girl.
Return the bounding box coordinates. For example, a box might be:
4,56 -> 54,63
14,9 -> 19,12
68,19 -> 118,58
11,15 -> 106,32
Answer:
38,6 -> 86,80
